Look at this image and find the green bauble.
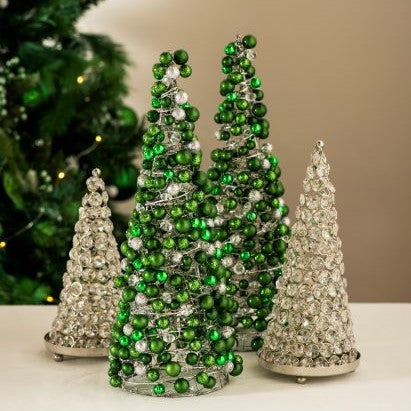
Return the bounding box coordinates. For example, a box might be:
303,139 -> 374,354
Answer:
110,165 -> 138,200
118,106 -> 138,128
174,49 -> 189,65
251,336 -> 264,351
176,149 -> 192,165
166,361 -> 181,377
242,34 -> 257,49
149,338 -> 165,354
149,252 -> 165,268
109,375 -> 122,388
174,378 -> 190,394
185,106 -> 200,122
153,383 -> 165,395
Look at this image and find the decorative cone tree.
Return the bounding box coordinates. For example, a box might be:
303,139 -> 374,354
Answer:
208,34 -> 290,351
108,50 -> 242,397
258,141 -> 360,382
45,168 -> 121,361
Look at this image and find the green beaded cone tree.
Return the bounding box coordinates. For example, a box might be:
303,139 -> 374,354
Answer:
208,35 -> 291,352
108,49 -> 243,397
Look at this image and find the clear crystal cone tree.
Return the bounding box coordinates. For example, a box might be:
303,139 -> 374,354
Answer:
108,50 -> 243,397
208,34 -> 290,351
48,168 -> 121,351
258,141 -> 359,369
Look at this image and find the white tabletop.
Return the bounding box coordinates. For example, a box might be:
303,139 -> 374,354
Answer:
1,304 -> 410,411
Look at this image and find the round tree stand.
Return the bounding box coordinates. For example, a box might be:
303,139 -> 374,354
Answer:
258,352 -> 360,383
44,332 -> 108,361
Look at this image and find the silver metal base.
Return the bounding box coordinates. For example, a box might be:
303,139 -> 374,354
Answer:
235,328 -> 260,352
122,367 -> 229,397
44,332 -> 108,361
258,352 -> 360,383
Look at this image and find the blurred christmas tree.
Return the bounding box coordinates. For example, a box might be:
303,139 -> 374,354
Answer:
0,0 -> 143,304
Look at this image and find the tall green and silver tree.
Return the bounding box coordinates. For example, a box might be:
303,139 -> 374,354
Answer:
108,50 -> 242,397
208,35 -> 290,351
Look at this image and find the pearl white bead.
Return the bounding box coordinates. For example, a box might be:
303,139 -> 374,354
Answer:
128,274 -> 138,286
218,283 -> 227,294
128,237 -> 143,250
120,258 -> 128,270
137,174 -> 146,187
123,324 -> 133,336
166,65 -> 180,79
206,218 -> 215,228
214,217 -> 224,226
187,140 -> 200,151
262,143 -> 273,153
222,256 -> 234,267
221,326 -> 234,338
172,107 -> 186,121
279,197 -> 285,206
274,209 -> 282,218
225,362 -> 235,373
174,90 -> 188,104
172,252 -> 183,264
135,293 -> 147,305
249,190 -> 262,202
262,159 -> 271,169
162,76 -> 172,86
282,217 -> 291,226
135,340 -> 147,352
134,362 -> 147,375
167,183 -> 180,196
206,245 -> 215,256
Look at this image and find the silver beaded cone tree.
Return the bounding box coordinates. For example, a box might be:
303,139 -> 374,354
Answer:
258,141 -> 360,382
209,34 -> 290,351
108,49 -> 243,397
45,168 -> 121,361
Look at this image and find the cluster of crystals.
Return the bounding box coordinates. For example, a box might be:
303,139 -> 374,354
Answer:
49,169 -> 121,349
0,57 -> 28,137
259,141 -> 358,368
108,50 -> 243,397
208,35 -> 290,351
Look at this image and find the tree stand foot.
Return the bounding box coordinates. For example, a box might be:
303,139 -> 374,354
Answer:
53,353 -> 64,362
296,377 -> 307,384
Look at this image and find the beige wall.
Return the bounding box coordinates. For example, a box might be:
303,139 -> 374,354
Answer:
79,0 -> 411,302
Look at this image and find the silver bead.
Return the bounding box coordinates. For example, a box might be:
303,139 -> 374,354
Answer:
135,293 -> 147,305
174,90 -> 188,104
167,183 -> 180,196
166,65 -> 180,79
172,107 -> 186,121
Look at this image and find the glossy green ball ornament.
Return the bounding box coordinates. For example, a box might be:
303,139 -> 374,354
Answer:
180,65 -> 192,77
173,49 -> 189,65
149,338 -> 165,354
174,378 -> 190,394
165,361 -> 181,377
153,383 -> 165,395
109,375 -> 122,388
242,34 -> 257,48
185,106 -> 200,122
160,52 -> 173,65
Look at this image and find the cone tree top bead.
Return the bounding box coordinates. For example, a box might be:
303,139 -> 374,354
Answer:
109,50 -> 241,396
209,35 -> 290,351
258,141 -> 359,369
